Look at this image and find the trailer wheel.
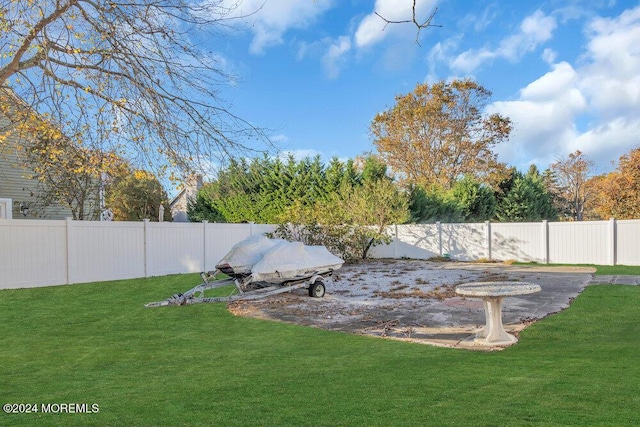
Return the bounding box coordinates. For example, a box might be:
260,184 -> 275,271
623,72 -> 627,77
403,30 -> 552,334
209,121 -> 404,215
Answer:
309,281 -> 325,298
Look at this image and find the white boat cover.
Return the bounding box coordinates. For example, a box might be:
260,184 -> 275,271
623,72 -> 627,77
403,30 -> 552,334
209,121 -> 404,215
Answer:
251,241 -> 344,283
215,234 -> 285,275
216,235 -> 344,282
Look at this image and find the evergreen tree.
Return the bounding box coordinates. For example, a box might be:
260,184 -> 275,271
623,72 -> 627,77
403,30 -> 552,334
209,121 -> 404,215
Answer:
187,193 -> 225,223
408,185 -> 464,223
360,154 -> 388,183
495,168 -> 557,222
189,155 -> 371,224
274,175 -> 409,260
451,176 -> 496,222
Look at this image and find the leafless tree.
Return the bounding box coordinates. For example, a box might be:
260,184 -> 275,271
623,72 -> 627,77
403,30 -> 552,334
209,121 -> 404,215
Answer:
0,0 -> 271,178
549,150 -> 595,221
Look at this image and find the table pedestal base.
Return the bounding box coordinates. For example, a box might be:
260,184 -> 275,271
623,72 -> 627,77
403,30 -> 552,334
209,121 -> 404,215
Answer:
456,281 -> 541,347
474,297 -> 517,345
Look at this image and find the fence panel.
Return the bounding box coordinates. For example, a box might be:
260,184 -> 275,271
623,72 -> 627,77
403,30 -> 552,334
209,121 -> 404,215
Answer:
548,221 -> 610,265
616,220 -> 640,266
441,223 -> 487,261
251,223 -> 277,237
147,222 -> 206,276
492,222 -> 545,262
68,220 -> 145,284
369,224 -> 440,259
2,219 -> 640,290
0,219 -> 67,288
204,223 -> 257,271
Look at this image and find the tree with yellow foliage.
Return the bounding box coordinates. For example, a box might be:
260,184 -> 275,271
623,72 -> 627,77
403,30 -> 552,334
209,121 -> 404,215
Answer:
105,169 -> 171,221
589,147 -> 640,220
370,79 -> 511,190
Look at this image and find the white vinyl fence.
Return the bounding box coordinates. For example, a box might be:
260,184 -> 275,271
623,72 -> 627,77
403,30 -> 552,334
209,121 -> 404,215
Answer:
1,218 -> 639,289
0,219 -> 275,289
369,219 -> 640,266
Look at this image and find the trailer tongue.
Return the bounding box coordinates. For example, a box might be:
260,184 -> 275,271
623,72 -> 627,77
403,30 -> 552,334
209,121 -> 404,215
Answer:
145,236 -> 343,307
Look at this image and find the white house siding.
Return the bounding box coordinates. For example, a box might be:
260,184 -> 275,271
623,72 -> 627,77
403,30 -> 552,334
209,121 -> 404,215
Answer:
170,174 -> 203,222
0,113 -> 73,220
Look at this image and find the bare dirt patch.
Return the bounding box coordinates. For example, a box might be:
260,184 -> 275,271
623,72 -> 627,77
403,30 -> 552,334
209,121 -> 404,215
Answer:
227,259 -> 595,350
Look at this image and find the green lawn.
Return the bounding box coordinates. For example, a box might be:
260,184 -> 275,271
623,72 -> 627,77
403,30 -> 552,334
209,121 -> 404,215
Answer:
515,262 -> 640,276
1,267 -> 639,426
591,264 -> 640,276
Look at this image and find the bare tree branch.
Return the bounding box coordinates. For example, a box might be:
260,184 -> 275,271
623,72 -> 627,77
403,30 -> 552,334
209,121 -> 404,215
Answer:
0,0 -> 272,178
375,2 -> 441,46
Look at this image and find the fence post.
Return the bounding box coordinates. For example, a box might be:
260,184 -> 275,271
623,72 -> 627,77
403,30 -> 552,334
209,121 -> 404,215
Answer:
203,220 -> 208,272
436,221 -> 443,256
541,220 -> 549,264
65,217 -> 72,284
393,224 -> 398,259
485,221 -> 492,260
144,219 -> 150,277
609,218 -> 617,266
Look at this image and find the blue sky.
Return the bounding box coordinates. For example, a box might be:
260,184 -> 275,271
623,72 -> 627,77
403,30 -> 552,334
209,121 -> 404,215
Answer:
211,0 -> 640,177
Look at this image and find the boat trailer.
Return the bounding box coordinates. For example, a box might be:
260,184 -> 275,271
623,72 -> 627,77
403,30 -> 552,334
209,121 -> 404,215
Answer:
145,235 -> 343,308
145,269 -> 334,307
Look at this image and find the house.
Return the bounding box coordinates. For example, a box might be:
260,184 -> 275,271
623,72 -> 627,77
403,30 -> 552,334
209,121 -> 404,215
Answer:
170,174 -> 203,222
0,88 -> 75,220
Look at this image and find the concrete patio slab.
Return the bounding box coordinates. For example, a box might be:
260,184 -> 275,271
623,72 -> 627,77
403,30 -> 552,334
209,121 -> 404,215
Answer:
228,260 -> 638,351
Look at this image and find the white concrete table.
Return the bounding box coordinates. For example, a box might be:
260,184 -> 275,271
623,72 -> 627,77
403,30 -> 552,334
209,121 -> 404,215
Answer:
455,281 -> 541,345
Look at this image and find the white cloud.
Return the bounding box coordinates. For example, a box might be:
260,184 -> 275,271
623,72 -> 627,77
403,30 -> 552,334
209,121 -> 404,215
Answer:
291,0 -> 438,78
426,36 -> 460,80
488,62 -> 586,169
451,10 -> 557,73
223,0 -> 333,54
459,4 -> 499,32
487,5 -> 640,172
541,48 -> 557,64
579,6 -> 640,119
322,36 -> 352,79
520,10 -> 556,42
520,62 -> 581,102
354,13 -> 387,48
450,49 -> 494,74
270,134 -> 290,144
354,0 -> 438,48
569,118 -> 640,172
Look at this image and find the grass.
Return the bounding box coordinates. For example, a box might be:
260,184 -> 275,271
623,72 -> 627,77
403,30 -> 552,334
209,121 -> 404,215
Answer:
590,264 -> 640,276
515,263 -> 640,276
1,267 -> 639,426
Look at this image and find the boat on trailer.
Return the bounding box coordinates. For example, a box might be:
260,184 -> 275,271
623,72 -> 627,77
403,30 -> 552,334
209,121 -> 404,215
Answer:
145,235 -> 344,307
